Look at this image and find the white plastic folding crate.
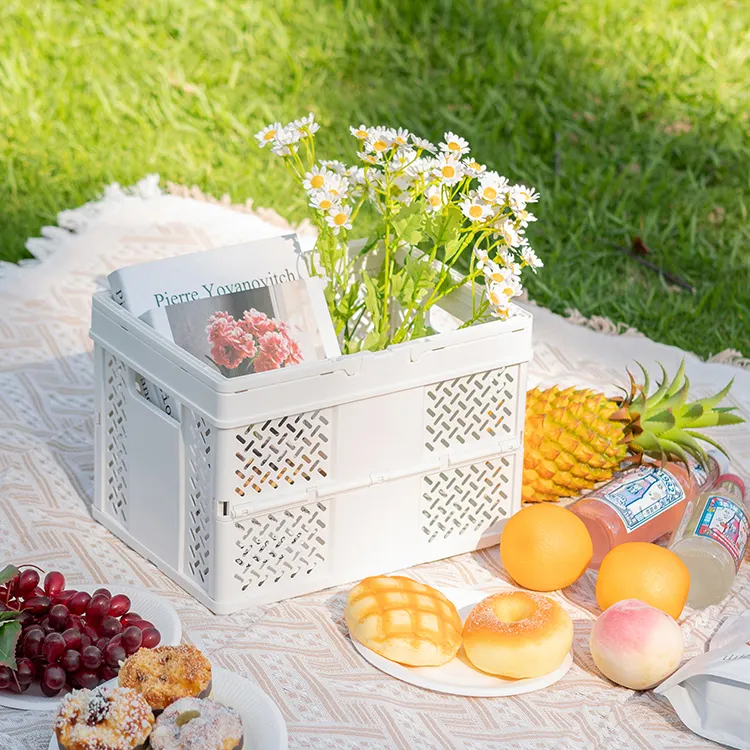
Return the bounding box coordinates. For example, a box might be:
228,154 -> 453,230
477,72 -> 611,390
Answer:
90,283 -> 532,614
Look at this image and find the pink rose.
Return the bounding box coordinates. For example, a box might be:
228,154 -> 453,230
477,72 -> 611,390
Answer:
227,324 -> 257,359
258,330 -> 291,367
206,311 -> 236,343
241,308 -> 277,338
210,342 -> 245,369
252,353 -> 281,372
287,338 -> 304,365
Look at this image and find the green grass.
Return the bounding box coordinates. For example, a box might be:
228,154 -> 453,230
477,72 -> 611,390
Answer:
1,0 -> 748,358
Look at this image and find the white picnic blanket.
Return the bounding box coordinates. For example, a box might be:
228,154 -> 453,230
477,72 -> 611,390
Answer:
0,176 -> 748,749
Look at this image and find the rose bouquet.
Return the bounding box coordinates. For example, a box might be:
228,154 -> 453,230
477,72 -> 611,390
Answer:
256,114 -> 542,354
206,308 -> 303,376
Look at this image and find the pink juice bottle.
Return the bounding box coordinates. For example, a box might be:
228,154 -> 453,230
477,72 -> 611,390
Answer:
570,461 -> 700,569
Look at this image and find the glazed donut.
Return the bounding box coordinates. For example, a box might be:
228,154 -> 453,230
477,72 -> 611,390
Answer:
462,591 -> 573,678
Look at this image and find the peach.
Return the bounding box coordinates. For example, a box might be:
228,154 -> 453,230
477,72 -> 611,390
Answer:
589,599 -> 684,690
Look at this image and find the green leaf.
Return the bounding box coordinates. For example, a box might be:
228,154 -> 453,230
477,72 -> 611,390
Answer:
362,330 -> 388,351
361,272 -> 380,319
0,619 -> 21,670
0,566 -> 19,586
0,611 -> 21,623
642,409 -> 676,434
443,237 -> 463,264
665,358 -> 686,397
392,200 -> 425,245
644,363 -> 671,411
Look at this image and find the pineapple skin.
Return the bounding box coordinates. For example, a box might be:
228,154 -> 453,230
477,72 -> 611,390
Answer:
522,386 -> 629,503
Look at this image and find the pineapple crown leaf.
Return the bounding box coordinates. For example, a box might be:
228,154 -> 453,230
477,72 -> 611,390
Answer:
626,360 -> 744,466
665,359 -> 686,398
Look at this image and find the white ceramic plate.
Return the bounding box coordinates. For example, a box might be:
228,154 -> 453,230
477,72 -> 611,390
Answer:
0,583 -> 181,711
47,666 -> 288,750
351,585 -> 574,697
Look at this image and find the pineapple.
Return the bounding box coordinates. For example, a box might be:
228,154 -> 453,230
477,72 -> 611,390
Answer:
523,360 -> 743,503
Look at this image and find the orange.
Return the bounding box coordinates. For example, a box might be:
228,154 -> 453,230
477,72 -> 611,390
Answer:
500,504 -> 593,591
596,542 -> 690,620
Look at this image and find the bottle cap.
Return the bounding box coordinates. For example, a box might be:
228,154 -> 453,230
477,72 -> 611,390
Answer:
716,473 -> 746,500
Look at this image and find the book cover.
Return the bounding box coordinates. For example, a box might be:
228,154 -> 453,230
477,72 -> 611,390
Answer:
140,278 -> 339,379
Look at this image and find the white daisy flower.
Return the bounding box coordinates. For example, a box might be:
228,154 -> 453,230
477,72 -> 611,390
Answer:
460,196 -> 490,222
358,150 -> 383,165
521,245 -> 544,270
474,246 -> 490,269
487,284 -> 512,317
410,134 -> 436,153
489,274 -> 522,300
424,185 -> 443,212
463,158 -> 487,177
509,184 -> 540,211
392,147 -> 418,170
308,190 -> 336,212
514,209 -> 537,228
346,166 -> 366,185
390,127 -> 411,148
320,159 -> 348,175
269,126 -> 300,156
406,156 -> 436,179
326,174 -> 350,199
433,154 -> 464,185
495,218 -> 522,248
290,112 -> 320,137
439,131 -> 470,156
255,122 -> 282,148
303,165 -> 335,192
365,132 -> 393,154
482,260 -> 515,285
350,124 -> 373,140
326,204 -> 353,234
478,172 -> 509,203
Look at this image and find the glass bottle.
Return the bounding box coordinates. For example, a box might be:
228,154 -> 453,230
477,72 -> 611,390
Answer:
669,474 -> 748,609
570,461 -> 699,570
684,449 -> 727,492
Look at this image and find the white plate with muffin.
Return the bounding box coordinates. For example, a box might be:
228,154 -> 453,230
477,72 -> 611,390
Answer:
346,576 -> 574,697
50,644 -> 288,750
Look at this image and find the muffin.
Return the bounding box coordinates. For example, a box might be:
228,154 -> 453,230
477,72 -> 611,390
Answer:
150,697 -> 243,750
118,644 -> 212,712
54,686 -> 154,750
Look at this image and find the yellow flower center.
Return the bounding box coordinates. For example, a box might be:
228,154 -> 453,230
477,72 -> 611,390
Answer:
329,188 -> 339,196
263,130 -> 276,141
469,205 -> 483,219
395,136 -> 407,144
355,129 -> 368,138
441,166 -> 455,178
469,161 -> 481,170
448,142 -> 461,151
333,213 -> 347,226
428,194 -> 441,207
319,199 -> 332,210
483,187 -> 498,201
372,139 -> 388,152
310,175 -> 325,189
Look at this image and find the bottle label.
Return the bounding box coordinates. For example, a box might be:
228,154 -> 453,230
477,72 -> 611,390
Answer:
685,454 -> 708,487
695,495 -> 749,572
598,466 -> 685,532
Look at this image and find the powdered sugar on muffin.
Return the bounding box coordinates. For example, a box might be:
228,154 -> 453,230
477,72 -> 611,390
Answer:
150,697 -> 243,750
54,686 -> 154,750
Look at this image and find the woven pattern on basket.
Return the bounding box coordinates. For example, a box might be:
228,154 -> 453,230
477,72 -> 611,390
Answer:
104,354 -> 129,524
234,411 -> 330,498
185,415 -> 214,587
424,367 -> 516,452
345,576 -> 462,656
233,501 -> 328,590
421,458 -> 512,542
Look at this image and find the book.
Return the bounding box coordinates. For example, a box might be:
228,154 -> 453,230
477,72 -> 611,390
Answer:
108,234 -> 307,316
140,278 -> 339,380
106,234 -> 321,416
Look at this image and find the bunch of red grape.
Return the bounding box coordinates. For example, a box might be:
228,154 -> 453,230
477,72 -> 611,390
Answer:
0,568 -> 161,697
